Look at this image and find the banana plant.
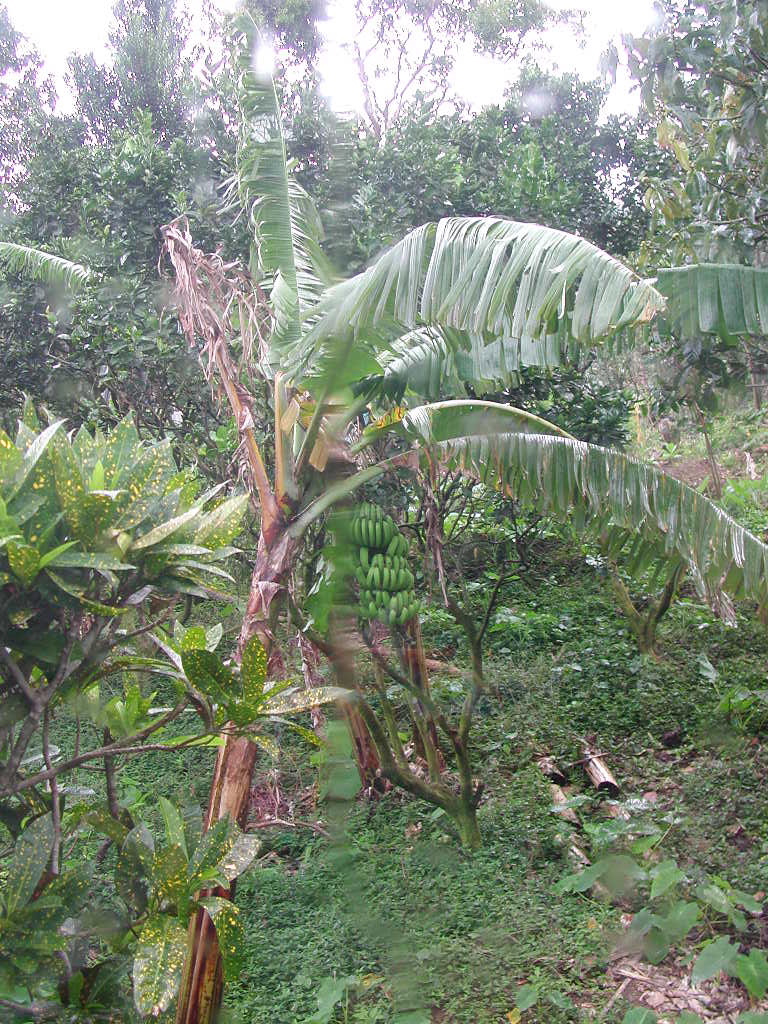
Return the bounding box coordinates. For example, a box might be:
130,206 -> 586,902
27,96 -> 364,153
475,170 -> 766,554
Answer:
161,17 -> 768,1022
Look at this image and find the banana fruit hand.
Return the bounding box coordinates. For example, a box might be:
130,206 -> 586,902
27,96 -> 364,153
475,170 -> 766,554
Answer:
351,504 -> 418,627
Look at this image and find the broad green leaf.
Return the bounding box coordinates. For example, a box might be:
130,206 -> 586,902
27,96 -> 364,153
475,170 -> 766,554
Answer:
5,814 -> 54,915
7,542 -> 40,587
181,649 -> 234,706
0,243 -> 89,289
151,844 -> 190,907
432,432 -> 768,610
730,889 -> 763,914
622,1010 -> 656,1024
158,797 -> 187,857
650,860 -> 686,900
301,217 -> 663,387
696,883 -> 732,916
132,915 -> 188,1017
198,896 -> 245,981
216,832 -> 260,882
515,984 -> 539,1010
734,950 -> 768,1000
691,937 -> 740,984
655,900 -> 699,945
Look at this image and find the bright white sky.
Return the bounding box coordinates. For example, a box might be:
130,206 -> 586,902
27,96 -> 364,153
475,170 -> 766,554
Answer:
4,0 -> 660,117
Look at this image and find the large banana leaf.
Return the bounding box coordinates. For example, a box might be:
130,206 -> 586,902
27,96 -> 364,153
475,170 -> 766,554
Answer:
0,242 -> 90,289
656,264 -> 768,340
232,14 -> 331,365
295,218 -> 664,387
433,431 -> 768,608
374,325 -> 574,400
401,400 -> 570,443
291,400 -> 567,534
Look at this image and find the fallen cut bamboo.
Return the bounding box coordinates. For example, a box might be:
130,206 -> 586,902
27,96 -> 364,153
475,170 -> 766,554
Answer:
537,754 -> 568,785
582,745 -> 620,797
550,783 -> 580,826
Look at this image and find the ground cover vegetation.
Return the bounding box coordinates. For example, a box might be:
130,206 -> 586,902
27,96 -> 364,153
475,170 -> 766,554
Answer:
2,0 -> 768,1022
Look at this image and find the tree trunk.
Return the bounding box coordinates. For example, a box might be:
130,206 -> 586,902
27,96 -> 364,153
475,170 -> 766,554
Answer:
175,526 -> 297,1024
693,403 -> 723,499
343,703 -> 383,792
743,340 -> 763,411
448,797 -> 482,851
401,617 -> 442,766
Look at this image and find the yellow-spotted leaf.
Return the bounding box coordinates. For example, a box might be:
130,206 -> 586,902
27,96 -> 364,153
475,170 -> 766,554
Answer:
130,506 -> 202,551
151,844 -> 190,907
188,818 -> 236,884
215,832 -> 261,882
263,686 -> 348,716
193,494 -> 249,549
0,427 -> 22,487
181,649 -> 234,706
132,915 -> 188,1017
241,634 -> 268,706
101,416 -> 140,484
7,542 -> 41,587
179,626 -> 207,652
5,814 -> 53,915
198,897 -> 246,981
253,733 -> 280,757
7,420 -> 64,501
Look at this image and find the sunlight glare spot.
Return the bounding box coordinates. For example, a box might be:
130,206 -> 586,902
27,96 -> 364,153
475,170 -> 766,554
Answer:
252,38 -> 275,79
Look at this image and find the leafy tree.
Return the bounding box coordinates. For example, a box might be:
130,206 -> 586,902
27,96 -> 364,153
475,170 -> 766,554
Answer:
69,0 -> 193,145
341,0 -> 572,140
626,2 -> 768,429
0,99 -> 244,475
0,6 -> 56,215
324,72 -> 658,275
627,0 -> 768,264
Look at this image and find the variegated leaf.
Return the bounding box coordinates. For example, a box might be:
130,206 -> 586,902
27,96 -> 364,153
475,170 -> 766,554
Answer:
197,897 -> 246,982
132,915 -> 188,1017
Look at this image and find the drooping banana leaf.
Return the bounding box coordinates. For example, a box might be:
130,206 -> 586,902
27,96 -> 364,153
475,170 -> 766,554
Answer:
656,263 -> 768,341
431,431 -> 768,609
0,242 -> 90,289
294,218 -> 664,387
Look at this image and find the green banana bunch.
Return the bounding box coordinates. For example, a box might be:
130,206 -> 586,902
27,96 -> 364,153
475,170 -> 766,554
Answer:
351,503 -> 418,626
